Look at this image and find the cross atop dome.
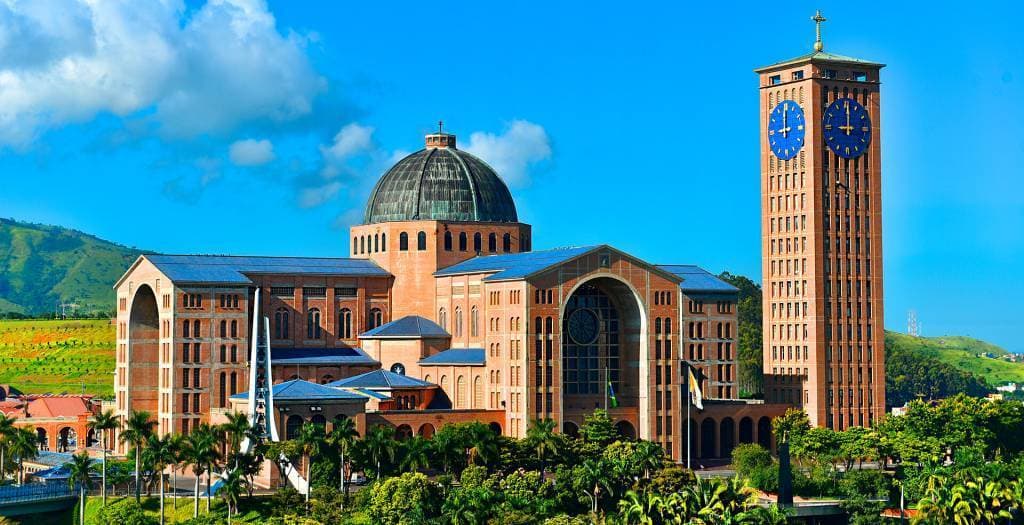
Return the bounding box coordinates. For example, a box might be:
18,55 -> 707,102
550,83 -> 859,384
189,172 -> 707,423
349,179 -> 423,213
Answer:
812,10 -> 827,52
425,120 -> 457,149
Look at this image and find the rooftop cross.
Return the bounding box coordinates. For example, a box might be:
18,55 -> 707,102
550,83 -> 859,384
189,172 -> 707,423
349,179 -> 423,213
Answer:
812,10 -> 827,52
438,120 -> 444,134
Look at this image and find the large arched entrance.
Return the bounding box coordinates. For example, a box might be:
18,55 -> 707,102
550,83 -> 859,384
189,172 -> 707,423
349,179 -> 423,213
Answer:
700,418 -> 716,459
720,418 -> 736,459
757,417 -> 772,450
128,284 -> 160,416
560,277 -> 646,437
58,427 -> 78,452
739,417 -> 754,444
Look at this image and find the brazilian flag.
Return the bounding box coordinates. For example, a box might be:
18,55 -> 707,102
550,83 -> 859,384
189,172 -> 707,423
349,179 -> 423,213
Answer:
607,381 -> 619,408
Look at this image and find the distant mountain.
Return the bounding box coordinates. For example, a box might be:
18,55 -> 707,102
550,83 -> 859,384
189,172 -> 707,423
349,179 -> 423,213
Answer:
0,218 -> 144,315
886,331 -> 1024,386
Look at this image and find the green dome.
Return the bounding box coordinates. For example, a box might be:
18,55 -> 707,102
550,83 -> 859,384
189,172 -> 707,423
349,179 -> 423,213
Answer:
363,135 -> 518,224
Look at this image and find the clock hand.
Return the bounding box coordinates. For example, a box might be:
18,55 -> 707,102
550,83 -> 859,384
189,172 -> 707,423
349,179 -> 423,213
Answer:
780,104 -> 791,137
839,102 -> 855,135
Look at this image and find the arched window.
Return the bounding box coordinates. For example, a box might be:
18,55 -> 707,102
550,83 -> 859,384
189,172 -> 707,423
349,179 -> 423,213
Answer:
488,233 -> 497,252
381,233 -> 386,252
374,233 -> 379,252
352,236 -> 357,255
307,308 -> 321,339
219,320 -> 227,337
286,415 -> 303,440
473,233 -> 482,252
456,375 -> 466,408
441,375 -> 449,397
193,320 -> 200,337
360,236 -> 365,254
417,231 -> 427,251
459,232 -> 467,251
473,376 -> 483,408
443,231 -> 452,251
230,320 -> 237,338
368,308 -> 383,330
219,344 -> 226,363
502,233 -> 511,252
338,308 -> 352,339
455,307 -> 463,337
470,306 -> 479,337
274,308 -> 289,339
183,320 -> 190,338
438,308 -> 447,331
399,232 -> 409,251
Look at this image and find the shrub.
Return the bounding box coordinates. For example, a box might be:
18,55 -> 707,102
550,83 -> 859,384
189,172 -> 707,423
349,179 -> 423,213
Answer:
366,472 -> 441,525
93,499 -> 158,525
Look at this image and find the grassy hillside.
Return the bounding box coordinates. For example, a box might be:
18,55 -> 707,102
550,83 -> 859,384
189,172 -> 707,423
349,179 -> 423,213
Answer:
0,217 -> 143,315
886,331 -> 1024,385
0,319 -> 115,398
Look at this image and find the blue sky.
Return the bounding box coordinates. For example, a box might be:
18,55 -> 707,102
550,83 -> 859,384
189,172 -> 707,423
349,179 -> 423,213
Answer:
1,1 -> 1022,352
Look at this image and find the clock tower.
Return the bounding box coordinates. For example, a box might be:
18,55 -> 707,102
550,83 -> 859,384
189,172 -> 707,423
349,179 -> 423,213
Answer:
755,12 -> 886,429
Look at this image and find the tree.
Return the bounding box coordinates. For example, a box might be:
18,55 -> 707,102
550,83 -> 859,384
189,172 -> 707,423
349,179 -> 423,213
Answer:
143,433 -> 176,525
633,440 -> 664,480
576,459 -> 614,514
0,413 -> 16,482
431,425 -> 464,474
67,451 -> 95,525
465,423 -> 499,467
326,416 -> 358,501
183,423 -> 221,518
719,272 -> 764,396
366,472 -> 440,525
526,419 -> 559,477
295,422 -> 326,504
120,410 -> 156,502
9,426 -> 37,485
89,409 -> 120,506
362,425 -> 397,478
218,466 -> 248,524
400,436 -> 431,473
580,410 -> 617,446
772,408 -> 811,446
618,490 -> 662,525
220,411 -> 255,466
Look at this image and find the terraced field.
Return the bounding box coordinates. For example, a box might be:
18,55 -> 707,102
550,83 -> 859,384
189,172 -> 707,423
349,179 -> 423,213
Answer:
0,319 -> 115,398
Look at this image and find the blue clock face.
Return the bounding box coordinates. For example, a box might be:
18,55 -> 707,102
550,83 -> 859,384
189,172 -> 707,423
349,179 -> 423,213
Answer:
823,98 -> 872,159
767,100 -> 805,160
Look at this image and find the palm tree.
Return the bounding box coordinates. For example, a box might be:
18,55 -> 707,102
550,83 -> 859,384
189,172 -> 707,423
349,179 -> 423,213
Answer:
618,490 -> 663,525
167,433 -> 186,517
88,409 -> 119,506
143,433 -> 176,525
0,413 -> 16,482
915,475 -> 981,525
295,422 -> 326,503
362,425 -> 397,478
326,417 -> 358,502
634,440 -> 663,480
183,423 -> 221,518
119,410 -> 155,502
9,427 -> 37,485
525,419 -> 559,477
465,424 -> 498,467
67,451 -> 95,525
431,429 -> 462,475
218,467 -> 247,524
400,436 -> 431,473
580,459 -> 614,514
220,412 -> 254,466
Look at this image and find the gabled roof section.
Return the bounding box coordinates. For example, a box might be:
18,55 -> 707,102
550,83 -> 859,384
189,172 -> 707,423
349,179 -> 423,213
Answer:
230,379 -> 367,401
656,265 -> 739,294
359,315 -> 449,339
755,50 -> 884,73
326,370 -> 435,390
434,245 -> 600,281
418,348 -> 486,366
271,347 -> 377,366
120,254 -> 390,286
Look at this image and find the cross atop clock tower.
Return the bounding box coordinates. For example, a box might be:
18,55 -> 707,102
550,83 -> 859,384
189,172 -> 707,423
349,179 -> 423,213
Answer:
754,13 -> 886,430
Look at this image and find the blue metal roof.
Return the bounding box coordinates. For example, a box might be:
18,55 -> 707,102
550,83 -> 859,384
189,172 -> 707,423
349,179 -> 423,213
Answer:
28,451 -> 78,468
142,254 -> 390,284
656,265 -> 739,294
326,369 -> 435,389
271,347 -> 377,366
359,315 -> 449,339
434,246 -> 600,281
230,379 -> 367,401
418,348 -> 486,366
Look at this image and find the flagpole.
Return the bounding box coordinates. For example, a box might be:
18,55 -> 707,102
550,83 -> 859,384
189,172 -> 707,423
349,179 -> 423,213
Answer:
686,362 -> 692,470
604,365 -> 608,411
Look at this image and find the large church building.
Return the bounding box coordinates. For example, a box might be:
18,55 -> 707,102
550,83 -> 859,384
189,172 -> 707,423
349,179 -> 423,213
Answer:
113,128 -> 786,464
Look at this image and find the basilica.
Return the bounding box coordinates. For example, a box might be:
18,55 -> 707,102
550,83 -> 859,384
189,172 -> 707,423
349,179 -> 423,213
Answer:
113,128 -> 788,476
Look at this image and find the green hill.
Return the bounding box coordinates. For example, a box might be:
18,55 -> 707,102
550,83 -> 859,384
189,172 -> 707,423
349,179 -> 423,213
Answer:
886,331 -> 1024,385
0,319 -> 115,398
0,218 -> 143,316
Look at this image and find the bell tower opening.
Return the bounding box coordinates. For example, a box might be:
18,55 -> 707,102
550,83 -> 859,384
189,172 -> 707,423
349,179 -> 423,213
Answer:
128,284 -> 160,416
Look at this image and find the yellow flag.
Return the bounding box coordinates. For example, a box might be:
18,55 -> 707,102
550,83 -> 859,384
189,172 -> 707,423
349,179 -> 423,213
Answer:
688,367 -> 704,410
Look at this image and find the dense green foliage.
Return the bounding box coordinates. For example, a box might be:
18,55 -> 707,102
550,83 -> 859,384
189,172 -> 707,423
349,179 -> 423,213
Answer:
719,272 -> 764,397
887,331 -> 1024,397
0,218 -> 143,316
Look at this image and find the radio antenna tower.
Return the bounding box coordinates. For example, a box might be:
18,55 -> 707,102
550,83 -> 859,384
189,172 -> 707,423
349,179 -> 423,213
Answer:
907,309 -> 920,337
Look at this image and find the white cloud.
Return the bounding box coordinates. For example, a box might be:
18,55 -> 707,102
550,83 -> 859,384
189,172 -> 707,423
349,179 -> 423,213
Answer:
321,123 -> 375,163
0,0 -> 324,147
463,120 -> 552,187
298,181 -> 342,208
229,138 -> 275,166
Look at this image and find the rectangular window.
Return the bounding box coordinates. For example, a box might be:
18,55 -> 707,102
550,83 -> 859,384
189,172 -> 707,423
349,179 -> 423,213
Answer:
270,287 -> 294,297
769,74 -> 782,85
854,71 -> 867,81
792,70 -> 804,81
303,287 -> 326,298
